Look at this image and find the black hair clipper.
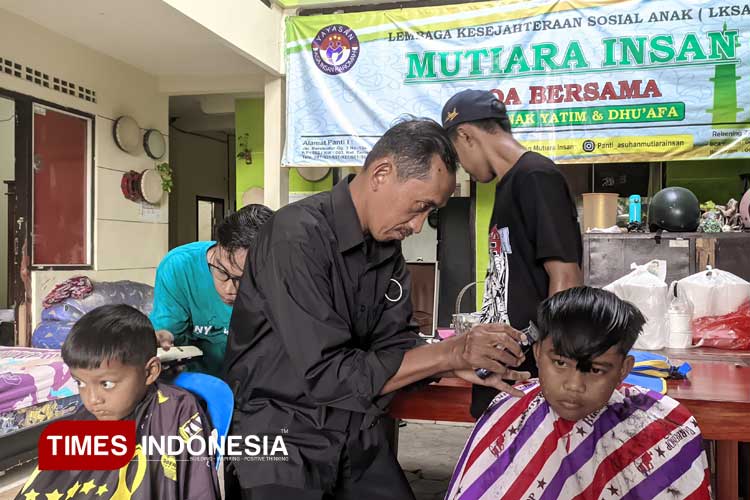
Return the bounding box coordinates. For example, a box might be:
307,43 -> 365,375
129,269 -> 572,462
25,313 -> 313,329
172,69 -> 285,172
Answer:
475,322 -> 540,380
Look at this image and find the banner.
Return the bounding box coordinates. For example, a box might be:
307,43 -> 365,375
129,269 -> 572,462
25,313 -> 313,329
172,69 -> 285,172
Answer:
284,0 -> 750,166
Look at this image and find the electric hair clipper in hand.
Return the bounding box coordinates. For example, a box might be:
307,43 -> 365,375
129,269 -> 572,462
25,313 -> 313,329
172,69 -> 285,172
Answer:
475,322 -> 540,380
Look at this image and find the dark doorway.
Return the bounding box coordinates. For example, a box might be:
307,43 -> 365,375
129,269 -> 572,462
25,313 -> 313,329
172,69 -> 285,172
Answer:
437,197 -> 475,327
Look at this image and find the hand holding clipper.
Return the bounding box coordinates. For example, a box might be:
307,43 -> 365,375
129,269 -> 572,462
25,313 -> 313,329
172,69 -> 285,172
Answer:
450,322 -> 531,397
475,322 -> 540,380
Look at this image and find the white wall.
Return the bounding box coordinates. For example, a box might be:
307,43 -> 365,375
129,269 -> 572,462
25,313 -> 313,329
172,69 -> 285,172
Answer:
168,128 -> 229,248
162,0 -> 284,75
0,9 -> 169,329
0,97 -> 14,309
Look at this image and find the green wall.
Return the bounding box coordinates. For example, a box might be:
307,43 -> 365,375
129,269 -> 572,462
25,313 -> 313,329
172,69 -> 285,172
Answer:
666,159 -> 749,204
474,182 -> 496,310
235,98 -> 332,207
235,99 -> 265,205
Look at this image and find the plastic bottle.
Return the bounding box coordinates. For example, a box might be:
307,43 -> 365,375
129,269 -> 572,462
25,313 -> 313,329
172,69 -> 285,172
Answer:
667,284 -> 693,348
629,194 -> 642,223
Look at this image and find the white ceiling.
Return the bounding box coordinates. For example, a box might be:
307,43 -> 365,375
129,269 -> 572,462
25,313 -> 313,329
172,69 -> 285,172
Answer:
170,94 -> 254,133
0,0 -> 266,78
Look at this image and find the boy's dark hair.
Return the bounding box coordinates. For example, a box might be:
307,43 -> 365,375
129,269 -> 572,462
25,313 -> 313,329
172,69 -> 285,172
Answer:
364,118 -> 458,180
62,304 -> 157,370
537,286 -> 645,372
216,203 -> 274,266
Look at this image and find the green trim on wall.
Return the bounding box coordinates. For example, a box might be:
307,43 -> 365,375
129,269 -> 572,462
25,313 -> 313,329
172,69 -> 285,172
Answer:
474,181 -> 496,311
235,98 -> 334,207
290,169 -> 333,193
235,99 -> 264,206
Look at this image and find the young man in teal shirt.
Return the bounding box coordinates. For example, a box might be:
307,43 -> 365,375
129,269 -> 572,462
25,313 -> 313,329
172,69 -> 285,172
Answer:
150,204 -> 272,376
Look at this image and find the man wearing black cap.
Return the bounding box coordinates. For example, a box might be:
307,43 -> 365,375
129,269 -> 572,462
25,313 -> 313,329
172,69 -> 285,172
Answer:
441,89 -> 583,419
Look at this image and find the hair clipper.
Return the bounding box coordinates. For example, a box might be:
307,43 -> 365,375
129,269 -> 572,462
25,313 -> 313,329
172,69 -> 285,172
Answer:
475,322 -> 540,380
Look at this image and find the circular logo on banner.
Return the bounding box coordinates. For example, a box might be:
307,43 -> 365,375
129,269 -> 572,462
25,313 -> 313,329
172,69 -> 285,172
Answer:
311,25 -> 360,75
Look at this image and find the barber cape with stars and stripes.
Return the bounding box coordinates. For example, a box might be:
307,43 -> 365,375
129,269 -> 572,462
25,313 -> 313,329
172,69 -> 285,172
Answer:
446,380 -> 710,500
16,381 -> 219,500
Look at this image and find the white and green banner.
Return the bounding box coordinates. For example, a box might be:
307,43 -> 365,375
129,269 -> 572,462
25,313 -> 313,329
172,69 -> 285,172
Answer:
284,0 -> 750,166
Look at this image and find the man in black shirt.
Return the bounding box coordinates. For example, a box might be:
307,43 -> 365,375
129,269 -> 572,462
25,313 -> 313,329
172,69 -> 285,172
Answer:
442,90 -> 583,419
224,119 -> 530,499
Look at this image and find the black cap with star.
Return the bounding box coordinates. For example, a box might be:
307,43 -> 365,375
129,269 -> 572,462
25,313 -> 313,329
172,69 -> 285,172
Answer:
441,89 -> 510,131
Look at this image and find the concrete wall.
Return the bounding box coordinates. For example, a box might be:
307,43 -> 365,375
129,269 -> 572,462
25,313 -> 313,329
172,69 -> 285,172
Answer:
169,128 -> 229,248
161,0 -> 284,75
235,98 -> 332,208
0,97 -> 13,308
0,9 -> 169,328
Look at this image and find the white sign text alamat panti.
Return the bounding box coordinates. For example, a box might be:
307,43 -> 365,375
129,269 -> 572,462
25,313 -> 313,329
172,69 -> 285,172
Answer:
284,0 -> 750,166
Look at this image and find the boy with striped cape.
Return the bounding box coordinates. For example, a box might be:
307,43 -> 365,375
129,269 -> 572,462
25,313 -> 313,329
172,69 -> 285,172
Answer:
446,287 -> 709,500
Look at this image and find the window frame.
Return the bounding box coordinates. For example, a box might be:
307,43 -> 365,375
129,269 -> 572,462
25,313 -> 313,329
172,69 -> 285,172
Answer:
0,88 -> 97,271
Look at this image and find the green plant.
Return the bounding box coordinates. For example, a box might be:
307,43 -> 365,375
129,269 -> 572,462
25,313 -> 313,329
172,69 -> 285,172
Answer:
700,200 -> 716,212
237,133 -> 252,164
155,162 -> 173,193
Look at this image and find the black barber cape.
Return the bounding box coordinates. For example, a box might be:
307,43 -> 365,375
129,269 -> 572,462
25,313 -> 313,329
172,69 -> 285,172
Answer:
17,382 -> 220,500
224,176 -> 424,492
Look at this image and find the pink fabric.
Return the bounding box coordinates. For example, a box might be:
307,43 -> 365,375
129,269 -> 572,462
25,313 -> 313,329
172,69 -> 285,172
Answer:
438,328 -> 456,339
42,276 -> 93,309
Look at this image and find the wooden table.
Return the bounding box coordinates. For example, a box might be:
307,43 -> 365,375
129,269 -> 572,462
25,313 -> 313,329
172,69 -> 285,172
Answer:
391,348 -> 750,500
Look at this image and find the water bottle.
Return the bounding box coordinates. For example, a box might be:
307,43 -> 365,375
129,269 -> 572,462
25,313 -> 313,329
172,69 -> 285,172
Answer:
667,283 -> 693,348
629,194 -> 642,223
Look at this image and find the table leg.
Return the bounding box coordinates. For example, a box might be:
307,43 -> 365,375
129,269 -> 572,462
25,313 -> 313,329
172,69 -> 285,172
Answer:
743,443 -> 750,500
383,416 -> 399,454
716,441 -> 738,500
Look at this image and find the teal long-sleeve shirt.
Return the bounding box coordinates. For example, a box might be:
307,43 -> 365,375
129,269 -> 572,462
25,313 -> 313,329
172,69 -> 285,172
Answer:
150,241 -> 232,377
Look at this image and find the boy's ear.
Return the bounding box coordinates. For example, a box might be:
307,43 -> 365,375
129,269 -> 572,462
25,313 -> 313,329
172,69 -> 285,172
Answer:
144,356 -> 161,386
619,354 -> 635,383
532,341 -> 541,362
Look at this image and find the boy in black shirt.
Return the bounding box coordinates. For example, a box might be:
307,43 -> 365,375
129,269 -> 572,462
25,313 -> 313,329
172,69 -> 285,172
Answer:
442,89 -> 584,418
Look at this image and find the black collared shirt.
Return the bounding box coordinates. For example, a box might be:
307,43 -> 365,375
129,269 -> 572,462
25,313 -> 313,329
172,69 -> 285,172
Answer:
224,177 -> 422,490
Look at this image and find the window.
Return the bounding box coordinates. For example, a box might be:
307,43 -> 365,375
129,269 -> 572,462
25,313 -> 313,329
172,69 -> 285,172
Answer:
31,104 -> 93,267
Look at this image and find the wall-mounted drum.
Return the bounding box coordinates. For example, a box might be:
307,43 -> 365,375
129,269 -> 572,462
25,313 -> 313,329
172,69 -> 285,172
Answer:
120,169 -> 164,204
113,115 -> 141,154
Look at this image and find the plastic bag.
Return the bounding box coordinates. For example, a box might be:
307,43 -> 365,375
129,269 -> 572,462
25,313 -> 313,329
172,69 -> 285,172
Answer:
675,266 -> 750,319
604,260 -> 669,350
692,300 -> 750,350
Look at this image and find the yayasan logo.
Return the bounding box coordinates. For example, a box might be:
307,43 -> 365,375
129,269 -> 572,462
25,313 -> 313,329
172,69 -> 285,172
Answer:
311,24 -> 360,75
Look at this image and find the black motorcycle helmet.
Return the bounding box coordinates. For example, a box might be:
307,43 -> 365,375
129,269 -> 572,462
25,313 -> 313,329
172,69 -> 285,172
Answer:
648,187 -> 701,232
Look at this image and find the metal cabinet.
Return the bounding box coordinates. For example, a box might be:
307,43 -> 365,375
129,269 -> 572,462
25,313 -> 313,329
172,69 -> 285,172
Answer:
583,232 -> 750,287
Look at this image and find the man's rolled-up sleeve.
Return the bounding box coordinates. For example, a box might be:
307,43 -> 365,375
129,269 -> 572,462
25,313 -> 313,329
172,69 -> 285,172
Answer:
255,240 -> 420,415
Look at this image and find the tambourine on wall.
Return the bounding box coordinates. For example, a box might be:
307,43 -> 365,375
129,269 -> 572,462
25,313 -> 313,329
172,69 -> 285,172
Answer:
112,115 -> 166,159
121,169 -> 164,205
113,115 -> 168,205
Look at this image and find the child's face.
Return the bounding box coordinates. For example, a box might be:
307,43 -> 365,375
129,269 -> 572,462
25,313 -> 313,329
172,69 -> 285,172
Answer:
71,357 -> 160,421
533,337 -> 634,422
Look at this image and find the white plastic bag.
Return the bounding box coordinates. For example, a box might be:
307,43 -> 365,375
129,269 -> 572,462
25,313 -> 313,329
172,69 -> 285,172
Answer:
604,260 -> 669,350
675,266 -> 750,319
